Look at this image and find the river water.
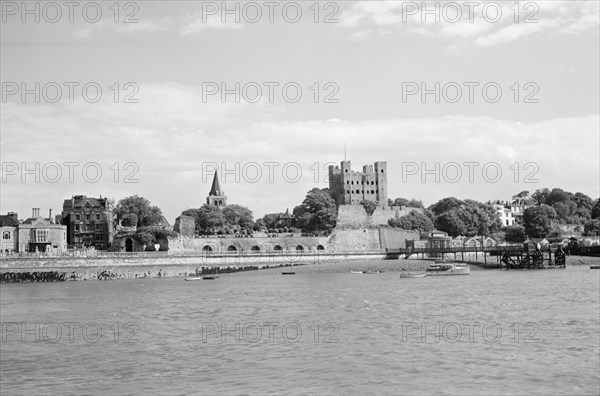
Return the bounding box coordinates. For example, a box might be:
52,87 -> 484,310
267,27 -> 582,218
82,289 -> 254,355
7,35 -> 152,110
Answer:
1,262 -> 599,395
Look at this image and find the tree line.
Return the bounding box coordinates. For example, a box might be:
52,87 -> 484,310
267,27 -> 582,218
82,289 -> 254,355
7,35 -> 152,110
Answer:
109,187 -> 599,245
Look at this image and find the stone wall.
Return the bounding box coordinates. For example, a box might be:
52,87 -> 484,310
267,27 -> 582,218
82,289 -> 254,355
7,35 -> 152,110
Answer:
378,228 -> 420,249
167,235 -> 330,254
336,205 -> 424,228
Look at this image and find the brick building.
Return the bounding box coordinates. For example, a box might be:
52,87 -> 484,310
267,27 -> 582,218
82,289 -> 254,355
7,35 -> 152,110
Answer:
0,212 -> 19,254
328,160 -> 388,208
60,195 -> 114,249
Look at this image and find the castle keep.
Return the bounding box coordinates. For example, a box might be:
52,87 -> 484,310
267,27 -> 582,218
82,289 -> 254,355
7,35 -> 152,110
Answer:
328,161 -> 388,208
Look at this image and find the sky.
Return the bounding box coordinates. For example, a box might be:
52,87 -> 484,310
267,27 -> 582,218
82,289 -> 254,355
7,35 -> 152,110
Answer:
1,0 -> 599,222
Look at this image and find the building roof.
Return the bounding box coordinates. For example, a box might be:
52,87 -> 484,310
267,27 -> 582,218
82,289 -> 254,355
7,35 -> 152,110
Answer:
0,214 -> 19,227
208,171 -> 224,196
280,209 -> 293,220
62,196 -> 108,211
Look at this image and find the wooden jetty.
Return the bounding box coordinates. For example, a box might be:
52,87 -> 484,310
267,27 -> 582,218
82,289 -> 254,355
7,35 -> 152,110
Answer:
385,242 -> 567,270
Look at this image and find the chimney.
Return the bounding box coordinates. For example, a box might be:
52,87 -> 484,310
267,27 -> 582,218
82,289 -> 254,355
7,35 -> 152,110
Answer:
32,208 -> 40,218
8,212 -> 18,221
49,209 -> 53,223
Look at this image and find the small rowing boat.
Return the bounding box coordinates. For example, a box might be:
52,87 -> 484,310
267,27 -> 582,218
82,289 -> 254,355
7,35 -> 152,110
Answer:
184,277 -> 203,281
591,265 -> 600,269
350,271 -> 364,274
282,272 -> 295,275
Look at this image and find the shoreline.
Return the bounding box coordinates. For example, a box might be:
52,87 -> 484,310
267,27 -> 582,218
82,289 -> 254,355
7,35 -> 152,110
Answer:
0,255 -> 594,283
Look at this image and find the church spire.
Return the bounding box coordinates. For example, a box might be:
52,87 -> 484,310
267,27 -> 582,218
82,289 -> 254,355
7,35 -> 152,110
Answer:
207,170 -> 227,207
209,170 -> 223,196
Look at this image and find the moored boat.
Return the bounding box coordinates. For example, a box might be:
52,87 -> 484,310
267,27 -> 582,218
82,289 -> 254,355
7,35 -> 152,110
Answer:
426,262 -> 470,276
400,272 -> 427,278
184,277 -> 203,281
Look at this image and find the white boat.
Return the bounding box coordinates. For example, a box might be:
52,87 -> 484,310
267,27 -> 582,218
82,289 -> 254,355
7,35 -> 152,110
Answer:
350,271 -> 364,274
425,262 -> 470,276
184,277 -> 203,281
400,272 -> 427,278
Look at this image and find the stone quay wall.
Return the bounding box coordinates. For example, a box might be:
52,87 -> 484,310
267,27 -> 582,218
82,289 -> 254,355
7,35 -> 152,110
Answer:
0,251 -> 386,282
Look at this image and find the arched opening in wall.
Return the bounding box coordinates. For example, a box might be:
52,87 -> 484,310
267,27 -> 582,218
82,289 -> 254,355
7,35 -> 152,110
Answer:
227,245 -> 237,251
203,245 -> 213,252
316,245 -> 325,250
125,238 -> 133,252
296,245 -> 304,252
273,245 -> 283,251
251,245 -> 260,253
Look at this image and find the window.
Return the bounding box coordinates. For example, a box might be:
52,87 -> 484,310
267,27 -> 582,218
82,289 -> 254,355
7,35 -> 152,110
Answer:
75,214 -> 80,221
35,230 -> 48,242
86,214 -> 90,221
2,231 -> 10,239
75,224 -> 80,231
96,214 -> 101,221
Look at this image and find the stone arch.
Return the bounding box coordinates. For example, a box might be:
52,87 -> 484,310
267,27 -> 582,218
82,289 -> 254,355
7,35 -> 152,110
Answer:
317,245 -> 325,250
251,245 -> 260,253
203,245 -> 213,252
296,245 -> 304,252
227,245 -> 237,251
125,238 -> 133,252
273,245 -> 283,251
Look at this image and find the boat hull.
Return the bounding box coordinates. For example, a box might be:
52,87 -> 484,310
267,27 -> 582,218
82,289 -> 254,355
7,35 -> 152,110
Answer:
400,273 -> 426,278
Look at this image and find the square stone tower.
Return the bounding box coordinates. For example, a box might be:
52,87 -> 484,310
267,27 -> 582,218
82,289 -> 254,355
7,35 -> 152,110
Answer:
328,160 -> 388,208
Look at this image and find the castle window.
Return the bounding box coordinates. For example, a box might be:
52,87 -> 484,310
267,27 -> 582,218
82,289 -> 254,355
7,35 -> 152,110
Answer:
356,190 -> 360,194
96,214 -> 101,221
345,169 -> 348,172
346,181 -> 349,184
75,214 -> 80,221
351,181 -> 354,185
371,190 -> 375,194
381,169 -> 384,173
2,231 -> 10,239
371,181 -> 374,185
346,190 -> 350,194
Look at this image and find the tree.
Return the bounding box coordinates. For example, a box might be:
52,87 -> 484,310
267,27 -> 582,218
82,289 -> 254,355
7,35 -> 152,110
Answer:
531,188 -> 551,205
428,197 -> 465,216
545,188 -> 570,206
391,197 -> 424,208
294,188 -> 337,233
433,200 -> 501,237
435,210 -> 467,237
512,190 -> 530,201
505,225 -> 526,243
392,198 -> 409,207
523,204 -> 557,237
592,199 -> 600,219
388,211 -> 434,231
121,213 -> 138,227
359,200 -> 377,215
182,204 -> 225,234
222,204 -> 254,230
113,195 -> 163,227
584,219 -> 600,236
407,199 -> 424,208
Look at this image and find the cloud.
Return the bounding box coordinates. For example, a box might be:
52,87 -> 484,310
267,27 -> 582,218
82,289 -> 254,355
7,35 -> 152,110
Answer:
338,1 -> 600,47
2,84 -> 598,220
180,14 -> 244,35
